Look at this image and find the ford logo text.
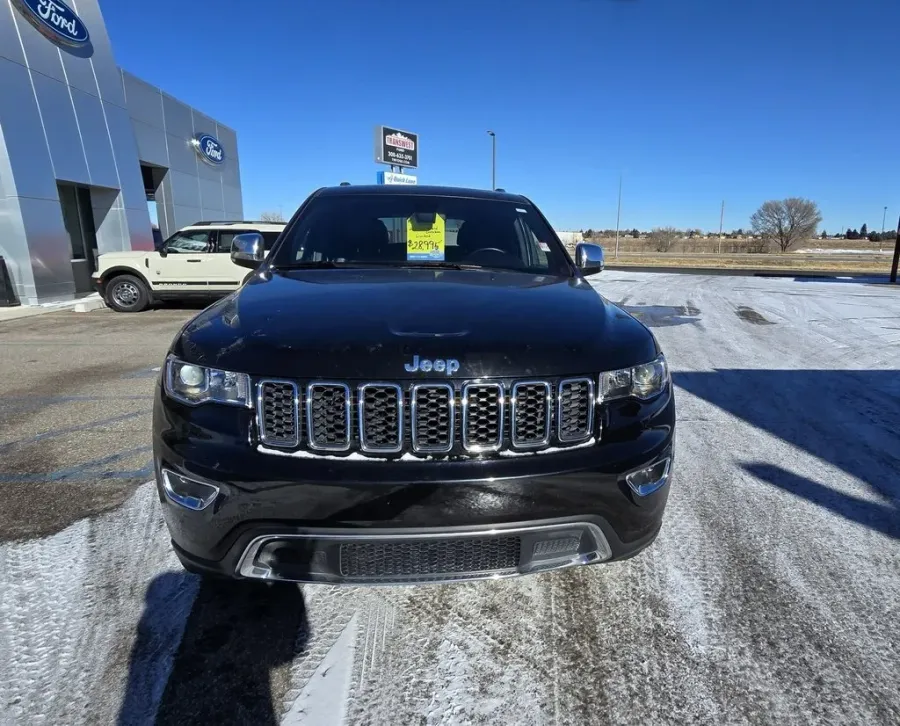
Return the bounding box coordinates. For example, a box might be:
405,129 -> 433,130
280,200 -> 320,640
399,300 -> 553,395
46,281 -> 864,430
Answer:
404,355 -> 460,376
12,0 -> 90,48
192,133 -> 225,166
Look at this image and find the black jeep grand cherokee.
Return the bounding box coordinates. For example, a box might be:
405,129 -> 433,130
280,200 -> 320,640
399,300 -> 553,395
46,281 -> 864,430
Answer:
152,185 -> 675,585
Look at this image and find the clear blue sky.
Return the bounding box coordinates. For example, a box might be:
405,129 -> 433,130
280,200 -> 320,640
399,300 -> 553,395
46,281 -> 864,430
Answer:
103,0 -> 899,235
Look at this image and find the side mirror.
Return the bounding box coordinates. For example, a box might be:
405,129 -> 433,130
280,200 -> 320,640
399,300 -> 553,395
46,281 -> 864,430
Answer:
575,242 -> 604,275
158,247 -> 168,258
231,233 -> 265,269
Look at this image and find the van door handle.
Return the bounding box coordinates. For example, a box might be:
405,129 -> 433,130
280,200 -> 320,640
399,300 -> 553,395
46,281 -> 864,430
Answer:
186,259 -> 203,263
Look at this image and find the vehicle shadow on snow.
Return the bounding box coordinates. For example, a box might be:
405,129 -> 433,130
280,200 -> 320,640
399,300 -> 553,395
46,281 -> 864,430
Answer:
117,572 -> 309,726
674,369 -> 900,539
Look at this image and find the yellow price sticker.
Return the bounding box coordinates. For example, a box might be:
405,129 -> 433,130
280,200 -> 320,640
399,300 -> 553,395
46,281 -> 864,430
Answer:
406,214 -> 445,261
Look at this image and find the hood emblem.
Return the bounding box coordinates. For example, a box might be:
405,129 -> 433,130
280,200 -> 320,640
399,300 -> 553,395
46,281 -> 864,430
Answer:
404,355 -> 460,376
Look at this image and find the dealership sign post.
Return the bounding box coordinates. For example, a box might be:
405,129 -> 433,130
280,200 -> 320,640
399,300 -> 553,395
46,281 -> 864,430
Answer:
374,126 -> 418,171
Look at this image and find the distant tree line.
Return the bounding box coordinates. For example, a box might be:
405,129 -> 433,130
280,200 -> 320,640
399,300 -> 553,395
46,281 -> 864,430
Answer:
838,224 -> 894,242
581,197 -> 897,252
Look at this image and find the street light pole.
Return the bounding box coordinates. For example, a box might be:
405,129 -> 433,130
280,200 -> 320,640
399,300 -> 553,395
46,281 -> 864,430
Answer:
614,174 -> 622,259
487,131 -> 496,190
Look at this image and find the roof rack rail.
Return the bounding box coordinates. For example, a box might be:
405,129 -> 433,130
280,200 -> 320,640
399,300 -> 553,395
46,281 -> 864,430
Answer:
188,220 -> 285,226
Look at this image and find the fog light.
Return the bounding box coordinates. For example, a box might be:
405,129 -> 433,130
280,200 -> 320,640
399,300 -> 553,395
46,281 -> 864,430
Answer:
161,469 -> 219,511
625,457 -> 671,497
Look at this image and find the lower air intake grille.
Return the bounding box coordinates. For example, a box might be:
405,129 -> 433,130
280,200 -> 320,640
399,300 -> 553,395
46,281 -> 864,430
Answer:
339,537 -> 522,579
258,381 -> 298,447
307,383 -> 350,450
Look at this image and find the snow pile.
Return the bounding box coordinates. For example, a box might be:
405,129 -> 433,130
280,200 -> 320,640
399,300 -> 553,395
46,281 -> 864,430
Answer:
795,248 -> 891,255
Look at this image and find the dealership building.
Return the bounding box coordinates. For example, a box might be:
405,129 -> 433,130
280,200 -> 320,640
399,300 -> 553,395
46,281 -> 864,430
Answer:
0,0 -> 244,305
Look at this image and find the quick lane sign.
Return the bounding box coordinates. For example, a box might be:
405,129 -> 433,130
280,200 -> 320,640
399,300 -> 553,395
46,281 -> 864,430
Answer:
377,171 -> 417,185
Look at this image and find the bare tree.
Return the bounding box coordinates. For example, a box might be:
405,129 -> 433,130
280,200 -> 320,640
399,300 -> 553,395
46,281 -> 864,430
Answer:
259,210 -> 285,222
649,226 -> 680,253
750,198 -> 822,252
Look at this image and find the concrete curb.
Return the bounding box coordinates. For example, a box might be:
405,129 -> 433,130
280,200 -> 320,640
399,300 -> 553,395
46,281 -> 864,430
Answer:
0,294 -> 107,322
73,297 -> 108,313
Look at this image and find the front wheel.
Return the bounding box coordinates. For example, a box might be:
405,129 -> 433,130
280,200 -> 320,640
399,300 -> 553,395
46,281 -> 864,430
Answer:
106,274 -> 150,312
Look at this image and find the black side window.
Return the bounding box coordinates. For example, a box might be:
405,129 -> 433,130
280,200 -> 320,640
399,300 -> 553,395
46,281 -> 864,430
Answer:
216,231 -> 248,253
261,232 -> 281,250
165,231 -> 212,253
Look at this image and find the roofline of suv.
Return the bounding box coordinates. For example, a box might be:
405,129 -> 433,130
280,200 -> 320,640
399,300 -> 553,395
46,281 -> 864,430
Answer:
314,184 -> 530,203
188,220 -> 287,226
269,186 -> 579,278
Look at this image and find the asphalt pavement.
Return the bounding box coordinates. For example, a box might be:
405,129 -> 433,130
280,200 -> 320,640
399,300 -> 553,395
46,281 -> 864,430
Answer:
1,274 -> 898,725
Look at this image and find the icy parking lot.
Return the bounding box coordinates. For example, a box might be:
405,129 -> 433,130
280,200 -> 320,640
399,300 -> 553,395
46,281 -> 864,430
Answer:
1,272 -> 898,725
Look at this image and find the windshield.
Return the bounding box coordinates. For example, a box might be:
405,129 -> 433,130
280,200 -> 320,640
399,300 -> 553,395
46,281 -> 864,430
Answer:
268,194 -> 573,276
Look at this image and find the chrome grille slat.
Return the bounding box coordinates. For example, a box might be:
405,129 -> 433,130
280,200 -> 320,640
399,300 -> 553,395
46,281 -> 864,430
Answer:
257,380 -> 299,448
411,384 -> 455,453
359,383 -> 403,453
462,383 -> 504,452
558,378 -> 595,442
511,381 -> 551,448
307,383 -> 351,451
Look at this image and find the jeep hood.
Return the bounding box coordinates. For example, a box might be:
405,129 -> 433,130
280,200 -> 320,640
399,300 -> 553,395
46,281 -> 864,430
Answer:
171,268 -> 659,379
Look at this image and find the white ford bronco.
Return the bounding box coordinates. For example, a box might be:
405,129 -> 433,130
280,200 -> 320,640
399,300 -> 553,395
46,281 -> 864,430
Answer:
92,221 -> 285,312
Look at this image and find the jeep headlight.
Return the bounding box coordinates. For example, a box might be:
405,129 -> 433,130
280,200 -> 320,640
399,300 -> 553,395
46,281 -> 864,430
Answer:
599,354 -> 669,401
164,355 -> 251,407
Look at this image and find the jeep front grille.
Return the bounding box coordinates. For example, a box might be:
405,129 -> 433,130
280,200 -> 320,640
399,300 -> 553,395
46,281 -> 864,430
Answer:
257,376 -> 596,458
511,381 -> 552,448
359,384 -> 403,453
462,383 -> 504,452
258,381 -> 299,448
412,384 -> 454,453
558,378 -> 595,442
307,383 -> 351,451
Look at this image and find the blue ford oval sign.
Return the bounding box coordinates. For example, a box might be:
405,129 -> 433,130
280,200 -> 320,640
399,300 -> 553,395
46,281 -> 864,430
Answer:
192,134 -> 225,166
11,0 -> 90,48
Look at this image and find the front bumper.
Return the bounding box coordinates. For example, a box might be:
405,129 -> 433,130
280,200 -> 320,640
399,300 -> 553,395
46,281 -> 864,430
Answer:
153,382 -> 675,585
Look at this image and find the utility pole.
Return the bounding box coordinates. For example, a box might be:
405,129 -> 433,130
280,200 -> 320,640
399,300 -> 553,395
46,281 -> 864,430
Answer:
882,206 -> 888,253
487,131 -> 496,190
614,174 -> 622,259
718,200 -> 725,254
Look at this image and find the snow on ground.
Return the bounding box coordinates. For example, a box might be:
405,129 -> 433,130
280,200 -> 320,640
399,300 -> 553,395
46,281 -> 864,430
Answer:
795,248 -> 892,254
1,272 -> 899,725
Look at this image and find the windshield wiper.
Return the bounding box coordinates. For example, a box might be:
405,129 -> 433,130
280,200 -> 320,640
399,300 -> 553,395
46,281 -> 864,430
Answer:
272,261 -> 343,269
391,261 -> 477,271
273,260 -> 481,271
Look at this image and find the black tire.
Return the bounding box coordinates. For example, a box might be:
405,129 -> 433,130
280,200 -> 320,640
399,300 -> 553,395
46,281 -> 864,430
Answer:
105,274 -> 150,312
